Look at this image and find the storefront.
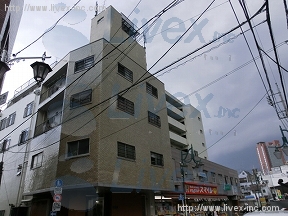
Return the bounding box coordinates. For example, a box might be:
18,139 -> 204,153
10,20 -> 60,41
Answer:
155,182 -> 233,216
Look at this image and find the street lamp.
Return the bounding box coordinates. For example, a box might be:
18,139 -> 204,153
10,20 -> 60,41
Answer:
30,61 -> 52,84
0,52 -> 52,88
273,126 -> 288,159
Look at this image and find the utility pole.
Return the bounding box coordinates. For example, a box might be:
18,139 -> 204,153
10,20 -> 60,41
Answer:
252,169 -> 263,209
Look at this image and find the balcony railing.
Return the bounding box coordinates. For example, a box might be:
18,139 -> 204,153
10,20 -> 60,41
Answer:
40,76 -> 66,103
34,111 -> 62,137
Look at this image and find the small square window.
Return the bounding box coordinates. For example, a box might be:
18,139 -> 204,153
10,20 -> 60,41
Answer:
19,130 -> 29,145
0,139 -> 10,153
146,83 -> 158,98
118,63 -> 133,82
148,111 -> 161,127
74,56 -> 94,73
6,112 -> 16,127
31,152 -> 43,169
151,152 -> 163,166
117,142 -> 135,160
70,89 -> 92,108
67,138 -> 89,158
0,118 -> 7,131
117,96 -> 134,116
23,102 -> 33,118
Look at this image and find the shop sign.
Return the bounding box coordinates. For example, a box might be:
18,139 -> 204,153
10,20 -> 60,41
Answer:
185,184 -> 217,195
224,184 -> 231,191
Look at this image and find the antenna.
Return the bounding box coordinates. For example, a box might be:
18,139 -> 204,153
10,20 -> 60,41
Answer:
95,1 -> 98,16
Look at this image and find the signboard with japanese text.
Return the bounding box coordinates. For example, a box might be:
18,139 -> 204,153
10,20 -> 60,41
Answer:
185,183 -> 218,195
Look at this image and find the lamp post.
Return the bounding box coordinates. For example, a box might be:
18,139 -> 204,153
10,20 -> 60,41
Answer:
180,146 -> 203,216
0,52 -> 52,92
273,126 -> 288,159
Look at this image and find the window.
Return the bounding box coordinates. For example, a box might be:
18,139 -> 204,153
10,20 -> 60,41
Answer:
202,143 -> 205,147
117,142 -> 135,160
118,63 -> 133,82
146,83 -> 158,98
230,177 -> 234,185
235,178 -> 238,186
148,111 -> 161,127
117,96 -> 134,115
151,152 -> 163,166
31,152 -> 43,169
198,117 -> 201,121
67,138 -> 89,158
23,102 -> 33,118
0,210 -> 5,216
70,89 -> 92,108
211,172 -> 216,183
224,176 -> 228,184
0,118 -> 7,130
19,130 -> 28,145
194,150 -> 198,157
218,174 -> 223,184
200,129 -> 203,134
74,56 -> 94,72
0,139 -> 9,153
6,112 -> 16,127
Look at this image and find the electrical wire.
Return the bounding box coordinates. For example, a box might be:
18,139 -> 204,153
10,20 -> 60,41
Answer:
0,0 -> 182,144
6,39 -> 287,154
3,2 -> 268,155
13,0 -> 82,57
199,93 -> 267,155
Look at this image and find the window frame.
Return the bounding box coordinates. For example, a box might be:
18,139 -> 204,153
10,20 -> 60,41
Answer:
117,95 -> 134,116
19,129 -> 29,145
146,83 -> 158,98
0,118 -> 7,131
74,56 -> 94,73
23,102 -> 33,118
151,152 -> 164,166
117,142 -> 136,160
67,138 -> 90,158
6,112 -> 16,127
117,63 -> 133,82
31,152 -> 43,169
148,111 -> 161,128
70,89 -> 92,108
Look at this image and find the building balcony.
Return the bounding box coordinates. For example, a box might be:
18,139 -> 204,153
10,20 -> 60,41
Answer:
169,131 -> 187,148
166,102 -> 184,121
34,111 -> 62,137
168,116 -> 186,134
40,76 -> 66,103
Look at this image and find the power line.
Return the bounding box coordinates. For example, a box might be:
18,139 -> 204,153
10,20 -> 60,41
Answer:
13,0 -> 82,57
200,93 -> 267,155
6,40 -> 286,154
0,0 -> 181,144
3,2 -> 267,154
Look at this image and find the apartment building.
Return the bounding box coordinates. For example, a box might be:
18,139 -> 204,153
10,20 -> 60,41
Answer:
166,91 -> 208,159
0,79 -> 40,216
0,0 -> 24,93
0,5 -> 241,216
257,141 -> 286,175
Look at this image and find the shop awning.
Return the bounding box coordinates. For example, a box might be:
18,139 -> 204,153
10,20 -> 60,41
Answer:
160,193 -> 229,201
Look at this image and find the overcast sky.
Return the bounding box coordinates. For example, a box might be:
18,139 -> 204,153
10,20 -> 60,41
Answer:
2,0 -> 288,173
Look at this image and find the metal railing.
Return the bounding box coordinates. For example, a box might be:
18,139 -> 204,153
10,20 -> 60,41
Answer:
34,111 -> 62,137
40,76 -> 66,103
